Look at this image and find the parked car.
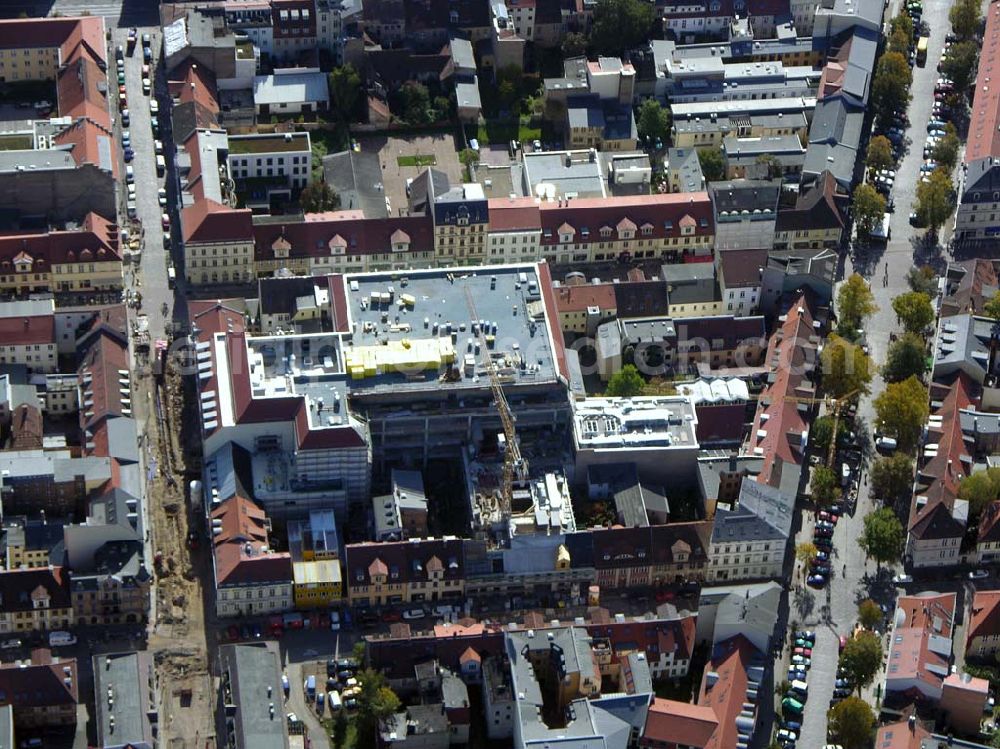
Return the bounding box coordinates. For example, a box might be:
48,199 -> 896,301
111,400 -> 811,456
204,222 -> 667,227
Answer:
969,570 -> 990,579
0,639 -> 21,650
121,109 -> 130,127
790,655 -> 811,668
893,573 -> 914,584
402,608 -> 426,620
807,574 -> 827,587
158,188 -> 168,206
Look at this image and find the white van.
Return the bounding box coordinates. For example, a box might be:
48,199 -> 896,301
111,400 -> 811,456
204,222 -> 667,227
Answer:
789,679 -> 808,698
876,436 -> 898,452
49,631 -> 76,647
156,155 -> 166,175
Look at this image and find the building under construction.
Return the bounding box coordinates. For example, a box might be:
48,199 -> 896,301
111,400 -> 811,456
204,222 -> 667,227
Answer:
191,262 -> 574,522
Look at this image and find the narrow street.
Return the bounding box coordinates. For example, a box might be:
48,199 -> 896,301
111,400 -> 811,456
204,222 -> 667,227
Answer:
791,0 -> 956,741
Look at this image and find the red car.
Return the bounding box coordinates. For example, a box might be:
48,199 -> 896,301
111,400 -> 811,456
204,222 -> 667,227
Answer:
227,625 -> 240,641
818,510 -> 839,524
793,646 -> 812,657
655,590 -> 676,603
382,610 -> 402,623
839,635 -> 848,651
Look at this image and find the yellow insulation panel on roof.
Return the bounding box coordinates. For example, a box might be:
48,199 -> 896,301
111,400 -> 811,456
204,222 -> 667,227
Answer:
344,337 -> 456,378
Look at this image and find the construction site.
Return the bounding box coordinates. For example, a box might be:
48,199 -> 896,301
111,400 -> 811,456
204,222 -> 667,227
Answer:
138,341 -> 216,749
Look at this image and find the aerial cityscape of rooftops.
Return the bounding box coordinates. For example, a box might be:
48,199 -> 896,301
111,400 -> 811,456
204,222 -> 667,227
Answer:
0,0 -> 999,746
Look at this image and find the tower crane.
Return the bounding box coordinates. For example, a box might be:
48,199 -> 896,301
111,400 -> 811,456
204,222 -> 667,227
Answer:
465,287 -> 527,518
782,388 -> 860,469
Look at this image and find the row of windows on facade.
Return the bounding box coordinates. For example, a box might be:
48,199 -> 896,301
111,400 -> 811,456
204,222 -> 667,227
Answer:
231,155 -> 308,167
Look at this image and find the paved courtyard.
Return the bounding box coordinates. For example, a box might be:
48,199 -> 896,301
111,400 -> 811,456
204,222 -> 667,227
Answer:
358,132 -> 465,217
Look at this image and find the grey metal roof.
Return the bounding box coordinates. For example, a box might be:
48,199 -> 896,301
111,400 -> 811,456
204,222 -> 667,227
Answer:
523,150 -> 606,199
0,149 -> 76,172
320,150 -> 387,219
218,643 -> 288,749
455,80 -> 482,111
253,72 -> 330,107
711,478 -> 793,543
450,38 -> 475,72
93,651 -> 155,749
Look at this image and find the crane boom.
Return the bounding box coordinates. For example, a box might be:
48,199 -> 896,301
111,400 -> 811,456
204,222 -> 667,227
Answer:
465,287 -> 525,517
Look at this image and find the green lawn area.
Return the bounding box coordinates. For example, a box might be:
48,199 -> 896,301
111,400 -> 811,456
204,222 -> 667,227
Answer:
397,154 -> 436,167
477,118 -> 542,146
0,135 -> 31,151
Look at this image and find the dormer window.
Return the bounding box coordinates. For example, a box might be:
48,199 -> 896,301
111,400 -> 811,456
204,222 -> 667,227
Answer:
599,226 -> 612,238
558,222 -> 575,244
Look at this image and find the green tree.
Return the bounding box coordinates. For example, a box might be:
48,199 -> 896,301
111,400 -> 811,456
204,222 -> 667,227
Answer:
820,334 -> 873,398
957,467 -> 1000,521
907,266 -> 938,296
459,148 -> 480,180
941,40 -> 980,94
795,541 -> 818,565
853,183 -> 886,240
890,11 -> 914,41
329,64 -> 362,121
888,27 -> 911,56
950,0 -> 982,41
841,632 -> 884,693
985,291 -> 1000,320
857,599 -> 884,630
352,640 -> 367,664
915,168 -> 956,233
892,291 -> 935,334
697,147 -> 725,182
859,508 -> 906,569
810,414 -> 849,454
299,180 -> 341,213
883,332 -> 929,383
589,0 -> 655,57
333,709 -> 349,747
637,98 -> 671,146
562,31 -> 588,58
837,274 -> 878,339
811,465 -> 840,506
874,376 -> 929,451
355,668 -> 402,743
399,81 -> 432,124
932,124 -> 962,170
871,454 -> 915,505
606,364 -> 645,397
828,695 -> 876,749
872,51 -> 912,127
866,136 -> 895,174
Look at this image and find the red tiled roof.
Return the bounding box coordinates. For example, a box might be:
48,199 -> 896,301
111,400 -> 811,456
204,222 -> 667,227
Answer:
211,495 -> 292,587
253,213 -> 434,261
56,55 -> 111,131
0,212 -> 120,269
887,592 -> 956,696
968,589 -> 1000,644
875,720 -> 931,749
718,248 -> 768,288
537,260 -> 570,381
488,197 -> 541,232
967,1 -> 1000,162
910,374 -> 976,538
77,324 -> 129,433
643,699 -> 718,747
182,199 -> 254,244
172,60 -> 219,113
0,650 -> 78,709
0,16 -> 105,65
748,293 -> 816,488
0,314 -> 54,346
538,193 -> 714,247
696,636 -> 756,749
553,283 -> 617,314
52,117 -> 117,178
